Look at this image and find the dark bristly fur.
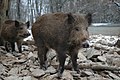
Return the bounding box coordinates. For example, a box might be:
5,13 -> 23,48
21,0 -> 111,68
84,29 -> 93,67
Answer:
32,12 -> 92,78
1,20 -> 30,53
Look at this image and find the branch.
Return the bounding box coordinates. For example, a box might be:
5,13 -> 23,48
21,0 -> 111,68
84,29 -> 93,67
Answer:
52,63 -> 120,71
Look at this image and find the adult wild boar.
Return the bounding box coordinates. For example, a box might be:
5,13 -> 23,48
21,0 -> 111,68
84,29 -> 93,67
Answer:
1,20 -> 30,53
32,12 -> 92,77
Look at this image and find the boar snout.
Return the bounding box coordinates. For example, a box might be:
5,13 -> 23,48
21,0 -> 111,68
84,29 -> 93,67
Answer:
23,32 -> 31,37
82,40 -> 89,48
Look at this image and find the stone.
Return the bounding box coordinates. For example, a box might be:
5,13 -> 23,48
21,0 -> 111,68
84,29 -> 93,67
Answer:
8,67 -> 19,75
22,76 -> 32,80
107,71 -> 120,79
4,76 -> 20,80
21,70 -> 30,76
62,70 -> 74,80
47,49 -> 56,61
85,48 -> 101,59
0,63 -> 6,75
45,66 -> 56,74
78,50 -> 87,61
31,69 -> 45,77
12,59 -> 26,64
5,53 -> 14,57
97,56 -> 106,62
81,70 -> 93,77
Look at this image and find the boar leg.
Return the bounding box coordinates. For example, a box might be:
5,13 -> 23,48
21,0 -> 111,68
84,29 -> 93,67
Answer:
38,46 -> 48,70
57,50 -> 66,78
16,40 -> 22,53
70,48 -> 80,73
10,42 -> 15,52
5,41 -> 10,52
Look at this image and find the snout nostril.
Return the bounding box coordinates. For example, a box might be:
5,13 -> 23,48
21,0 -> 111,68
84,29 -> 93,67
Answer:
24,33 -> 30,37
82,43 -> 89,48
27,33 -> 31,36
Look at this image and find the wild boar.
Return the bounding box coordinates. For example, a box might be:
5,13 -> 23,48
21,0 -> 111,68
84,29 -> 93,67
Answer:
1,20 -> 30,53
32,12 -> 92,77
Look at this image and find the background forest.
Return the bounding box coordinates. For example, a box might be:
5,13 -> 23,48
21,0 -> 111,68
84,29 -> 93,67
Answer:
1,0 -> 120,26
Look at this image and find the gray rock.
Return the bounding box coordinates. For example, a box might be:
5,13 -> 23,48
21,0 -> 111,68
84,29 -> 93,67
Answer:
88,76 -> 112,80
62,70 -> 74,80
107,71 -> 120,79
4,76 -> 20,80
12,59 -> 26,64
78,51 -> 87,61
4,76 -> 32,80
8,67 -> 19,75
32,69 -> 45,77
28,52 -> 37,58
85,48 -> 101,59
0,63 -> 6,75
21,70 -> 30,76
81,70 -> 93,76
5,53 -> 14,57
97,56 -> 106,62
22,76 -> 32,80
47,49 -> 56,61
45,66 -> 56,74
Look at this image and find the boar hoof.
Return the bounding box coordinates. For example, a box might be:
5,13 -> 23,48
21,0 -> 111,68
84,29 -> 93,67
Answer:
57,72 -> 62,79
41,64 -> 47,70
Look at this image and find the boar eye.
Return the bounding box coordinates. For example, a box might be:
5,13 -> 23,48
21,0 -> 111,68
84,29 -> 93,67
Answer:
75,27 -> 79,31
19,27 -> 23,30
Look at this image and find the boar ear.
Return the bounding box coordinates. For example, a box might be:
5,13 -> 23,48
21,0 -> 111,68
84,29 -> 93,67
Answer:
67,13 -> 75,24
26,21 -> 30,28
85,13 -> 92,26
15,20 -> 19,27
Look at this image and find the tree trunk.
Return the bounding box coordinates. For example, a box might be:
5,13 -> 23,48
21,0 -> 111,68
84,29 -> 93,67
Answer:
17,0 -> 21,20
0,0 -> 9,46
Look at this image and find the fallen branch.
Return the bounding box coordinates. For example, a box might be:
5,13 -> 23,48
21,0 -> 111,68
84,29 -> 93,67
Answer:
52,63 -> 120,71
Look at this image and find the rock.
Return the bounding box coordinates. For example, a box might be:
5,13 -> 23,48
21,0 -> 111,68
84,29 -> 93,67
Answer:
12,59 -> 26,64
31,69 -> 45,77
78,51 -> 87,61
47,49 -> 56,61
28,52 -> 37,61
0,63 -> 6,75
4,76 -> 20,80
112,58 -> 120,67
62,70 -> 74,80
97,56 -> 106,62
88,76 -> 112,80
81,70 -> 93,77
12,52 -> 22,57
28,52 -> 34,58
21,70 -> 30,76
40,74 -> 57,80
31,77 -> 38,80
8,67 -> 19,75
107,71 -> 120,79
45,66 -> 56,74
5,53 -> 14,57
4,76 -> 32,80
85,48 -> 101,59
80,77 -> 88,80
22,76 -> 32,80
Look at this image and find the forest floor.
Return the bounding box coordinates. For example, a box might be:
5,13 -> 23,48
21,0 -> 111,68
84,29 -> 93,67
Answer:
0,34 -> 120,80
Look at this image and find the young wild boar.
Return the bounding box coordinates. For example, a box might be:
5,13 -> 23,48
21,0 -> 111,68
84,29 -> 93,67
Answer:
32,12 -> 92,77
1,20 -> 30,53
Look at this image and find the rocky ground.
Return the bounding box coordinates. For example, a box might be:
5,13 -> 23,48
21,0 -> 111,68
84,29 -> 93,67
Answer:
0,34 -> 120,80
